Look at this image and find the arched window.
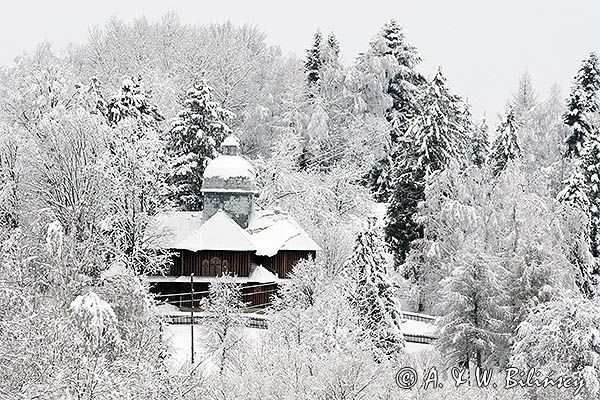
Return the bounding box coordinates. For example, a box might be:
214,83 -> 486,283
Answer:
201,260 -> 209,276
210,257 -> 221,277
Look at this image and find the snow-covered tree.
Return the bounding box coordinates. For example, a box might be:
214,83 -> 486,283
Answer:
470,118 -> 489,167
106,75 -> 164,129
166,76 -> 234,210
511,298 -> 600,399
99,120 -> 171,274
407,68 -> 469,174
201,274 -> 247,374
386,68 -> 468,268
511,71 -> 537,121
489,106 -> 521,175
305,30 -> 323,87
564,52 -> 600,158
437,249 -> 509,368
365,20 -> 425,201
348,220 -> 404,359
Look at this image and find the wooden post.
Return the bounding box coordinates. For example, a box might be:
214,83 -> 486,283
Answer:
190,273 -> 195,365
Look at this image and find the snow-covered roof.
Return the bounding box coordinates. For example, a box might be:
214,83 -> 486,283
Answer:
177,210 -> 256,252
248,209 -> 321,256
203,155 -> 255,181
145,211 -> 204,248
148,208 -> 320,254
249,264 -> 279,282
221,134 -> 240,148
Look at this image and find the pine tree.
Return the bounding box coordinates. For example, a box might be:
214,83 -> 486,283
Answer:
564,52 -> 600,158
305,30 -> 323,86
489,107 -> 521,175
471,118 -> 490,167
349,220 -> 404,359
166,76 -> 235,210
106,76 -> 164,129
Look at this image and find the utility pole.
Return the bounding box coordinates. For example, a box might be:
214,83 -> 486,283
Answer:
190,272 -> 195,365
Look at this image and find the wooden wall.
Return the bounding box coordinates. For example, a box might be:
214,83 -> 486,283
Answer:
169,249 -> 316,279
255,250 -> 316,278
170,250 -> 252,277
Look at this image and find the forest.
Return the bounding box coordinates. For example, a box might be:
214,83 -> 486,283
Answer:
1,13 -> 600,400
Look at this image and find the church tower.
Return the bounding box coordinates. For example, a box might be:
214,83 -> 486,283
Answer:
201,135 -> 258,228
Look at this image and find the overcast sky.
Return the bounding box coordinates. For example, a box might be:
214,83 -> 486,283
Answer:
1,0 -> 598,123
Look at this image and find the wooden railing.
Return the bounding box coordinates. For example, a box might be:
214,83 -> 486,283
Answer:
163,312 -> 437,343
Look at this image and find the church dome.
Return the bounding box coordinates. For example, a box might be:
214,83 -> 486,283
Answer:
202,135 -> 258,194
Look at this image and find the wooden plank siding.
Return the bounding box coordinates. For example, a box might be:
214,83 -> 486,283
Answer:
170,250 -> 252,277
255,250 -> 316,278
169,250 -> 316,278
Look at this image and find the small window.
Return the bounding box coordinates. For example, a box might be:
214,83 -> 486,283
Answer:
210,257 -> 221,277
202,260 -> 209,276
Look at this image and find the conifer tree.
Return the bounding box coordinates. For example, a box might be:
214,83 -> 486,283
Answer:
349,220 -> 404,359
305,30 -> 323,86
367,20 -> 425,202
385,68 -> 468,267
511,71 -> 537,121
557,152 -> 597,298
406,68 -> 469,174
437,250 -> 508,368
489,107 -> 521,175
106,76 -> 164,129
564,52 -> 600,158
471,118 -> 490,167
166,76 -> 235,210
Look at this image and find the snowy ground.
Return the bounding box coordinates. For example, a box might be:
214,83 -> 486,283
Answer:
164,322 -> 433,368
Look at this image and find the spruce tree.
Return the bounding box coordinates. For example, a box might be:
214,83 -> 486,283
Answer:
305,30 -> 323,86
367,20 -> 425,202
564,52 -> 600,158
166,76 -> 235,210
406,68 -> 469,174
350,220 -> 404,359
471,118 -> 490,167
106,76 -> 164,129
489,107 -> 521,175
558,153 -> 597,298
385,68 -> 468,267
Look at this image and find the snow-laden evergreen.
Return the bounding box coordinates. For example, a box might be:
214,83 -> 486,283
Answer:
489,106 -> 521,175
166,76 -> 235,210
470,118 -> 489,166
385,68 -> 469,268
106,76 -> 164,129
348,220 -> 404,359
564,52 -> 600,158
366,20 -> 424,202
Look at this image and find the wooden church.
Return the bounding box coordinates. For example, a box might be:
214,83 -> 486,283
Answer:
148,135 -> 320,308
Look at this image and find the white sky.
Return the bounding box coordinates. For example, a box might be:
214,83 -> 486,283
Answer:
0,0 -> 598,124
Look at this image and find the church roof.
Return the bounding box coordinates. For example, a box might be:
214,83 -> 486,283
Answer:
148,208 -> 321,254
176,210 -> 256,252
